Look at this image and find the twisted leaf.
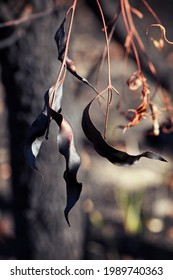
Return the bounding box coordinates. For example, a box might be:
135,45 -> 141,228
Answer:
54,21 -> 98,93
82,99 -> 167,166
54,19 -> 67,60
24,83 -> 63,171
49,107 -> 82,226
24,91 -> 49,171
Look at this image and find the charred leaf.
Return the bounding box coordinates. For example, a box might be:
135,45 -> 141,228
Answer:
24,83 -> 63,171
49,107 -> 82,226
24,91 -> 49,171
82,99 -> 167,166
54,19 -> 67,60
54,20 -> 98,93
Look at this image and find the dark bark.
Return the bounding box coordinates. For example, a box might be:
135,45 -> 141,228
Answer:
0,0 -> 84,259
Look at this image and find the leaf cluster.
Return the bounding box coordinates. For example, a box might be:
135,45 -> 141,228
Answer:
24,0 -> 168,225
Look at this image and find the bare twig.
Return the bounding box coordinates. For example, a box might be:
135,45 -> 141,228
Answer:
96,0 -> 119,139
0,6 -> 54,29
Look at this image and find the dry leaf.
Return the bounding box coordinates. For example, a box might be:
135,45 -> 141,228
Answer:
82,98 -> 167,165
49,107 -> 82,226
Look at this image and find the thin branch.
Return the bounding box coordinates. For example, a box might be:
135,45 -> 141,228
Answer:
95,0 -> 120,139
96,4 -> 121,87
49,0 -> 77,108
142,0 -> 161,24
0,6 -> 54,29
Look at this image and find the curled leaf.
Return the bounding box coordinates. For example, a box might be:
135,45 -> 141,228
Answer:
54,19 -> 67,60
24,83 -> 63,171
122,78 -> 150,132
24,114 -> 49,171
49,107 -> 82,226
127,71 -> 143,91
54,20 -> 98,93
123,96 -> 148,132
82,99 -> 167,166
24,91 -> 49,171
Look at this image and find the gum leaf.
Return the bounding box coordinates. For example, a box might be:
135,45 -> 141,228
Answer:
24,83 -> 63,171
82,99 -> 167,166
49,107 -> 82,226
24,91 -> 49,171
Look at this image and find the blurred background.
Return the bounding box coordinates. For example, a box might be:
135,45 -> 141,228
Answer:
0,0 -> 173,260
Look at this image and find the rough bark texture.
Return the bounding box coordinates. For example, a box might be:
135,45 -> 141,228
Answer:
0,0 -> 84,259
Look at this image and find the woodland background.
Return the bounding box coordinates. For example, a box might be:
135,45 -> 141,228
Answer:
0,0 -> 173,259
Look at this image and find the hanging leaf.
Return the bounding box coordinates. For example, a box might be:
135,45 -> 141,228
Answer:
54,20 -> 98,93
24,83 -> 63,171
123,95 -> 149,132
54,19 -> 67,60
24,91 -> 49,171
82,99 -> 167,166
24,114 -> 49,171
49,107 -> 82,226
127,71 -> 143,91
121,78 -> 150,132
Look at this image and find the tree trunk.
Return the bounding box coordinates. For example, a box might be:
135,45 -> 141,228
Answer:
0,0 -> 84,260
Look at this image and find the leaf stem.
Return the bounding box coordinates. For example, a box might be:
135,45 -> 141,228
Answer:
96,0 -> 115,139
50,0 -> 77,108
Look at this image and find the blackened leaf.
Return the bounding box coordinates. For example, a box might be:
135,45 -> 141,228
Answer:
54,23 -> 98,94
64,56 -> 98,93
24,92 -> 49,171
24,113 -> 49,171
65,57 -> 96,89
54,19 -> 67,59
24,83 -> 63,171
82,99 -> 167,166
49,107 -> 82,226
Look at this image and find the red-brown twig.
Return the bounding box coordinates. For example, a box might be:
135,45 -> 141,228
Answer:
49,0 -> 77,108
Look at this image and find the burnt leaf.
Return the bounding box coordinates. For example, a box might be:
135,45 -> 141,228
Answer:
127,71 -> 143,91
54,19 -> 67,60
54,22 -> 98,93
24,91 -> 49,171
82,99 -> 167,166
24,83 -> 63,171
24,113 -> 49,171
49,107 -> 82,226
65,57 -> 96,91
